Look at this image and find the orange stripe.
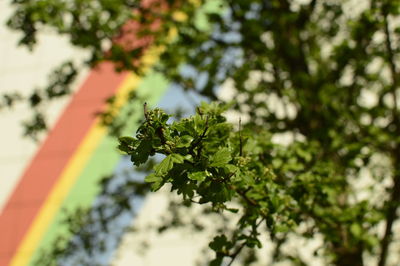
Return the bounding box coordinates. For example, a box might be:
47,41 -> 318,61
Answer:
10,45 -> 164,266
0,63 -> 127,266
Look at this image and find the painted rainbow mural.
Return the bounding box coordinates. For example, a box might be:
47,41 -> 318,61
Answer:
0,53 -> 169,266
0,1 -> 221,265
0,2 -> 172,262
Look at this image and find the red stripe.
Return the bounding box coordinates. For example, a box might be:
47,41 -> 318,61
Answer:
0,2 -> 171,264
0,62 -> 128,266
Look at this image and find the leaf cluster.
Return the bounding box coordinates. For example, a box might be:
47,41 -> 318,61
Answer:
5,0 -> 400,265
120,102 -> 367,265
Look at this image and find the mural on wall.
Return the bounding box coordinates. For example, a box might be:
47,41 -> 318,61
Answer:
0,2 -> 170,266
0,1 -> 220,265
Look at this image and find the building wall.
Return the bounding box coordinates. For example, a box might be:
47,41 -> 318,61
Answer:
0,2 -> 89,213
0,2 -> 206,266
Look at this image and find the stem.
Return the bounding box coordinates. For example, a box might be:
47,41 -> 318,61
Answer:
143,102 -> 149,121
226,242 -> 246,266
228,184 -> 259,208
239,118 -> 243,156
383,10 -> 399,122
378,7 -> 400,266
189,116 -> 209,158
226,218 -> 265,266
378,170 -> 400,266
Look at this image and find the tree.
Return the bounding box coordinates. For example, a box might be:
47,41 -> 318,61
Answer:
4,0 -> 400,265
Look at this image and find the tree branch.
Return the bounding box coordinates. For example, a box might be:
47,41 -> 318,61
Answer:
378,7 -> 400,266
239,118 -> 243,156
227,218 -> 265,266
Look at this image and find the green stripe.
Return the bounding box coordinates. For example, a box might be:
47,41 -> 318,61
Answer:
28,72 -> 168,266
28,2 -> 223,264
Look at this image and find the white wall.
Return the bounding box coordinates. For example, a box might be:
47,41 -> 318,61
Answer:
0,1 -> 88,212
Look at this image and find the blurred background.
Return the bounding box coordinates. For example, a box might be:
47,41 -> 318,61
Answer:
0,1 -> 211,265
2,0 -> 400,266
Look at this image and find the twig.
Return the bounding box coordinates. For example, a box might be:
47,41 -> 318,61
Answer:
189,116 -> 209,152
378,7 -> 400,266
239,117 -> 243,156
227,218 -> 265,266
143,102 -> 149,121
235,186 -> 259,208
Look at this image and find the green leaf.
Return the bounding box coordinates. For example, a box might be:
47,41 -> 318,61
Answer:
296,147 -> 312,162
209,256 -> 223,266
145,173 -> 162,183
176,134 -> 194,148
188,171 -> 207,182
118,136 -> 136,146
171,153 -> 185,163
226,207 -> 239,213
210,147 -> 231,167
275,224 -> 290,233
209,235 -> 228,251
224,164 -> 238,173
144,174 -> 163,191
350,223 -> 363,238
154,154 -> 185,176
118,136 -> 137,153
131,140 -> 152,166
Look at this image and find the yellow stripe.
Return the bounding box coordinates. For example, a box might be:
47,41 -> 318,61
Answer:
9,46 -> 161,266
10,20 -> 180,264
10,119 -> 106,266
9,77 -> 132,266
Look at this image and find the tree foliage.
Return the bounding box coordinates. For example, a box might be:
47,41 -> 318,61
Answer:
5,0 -> 400,265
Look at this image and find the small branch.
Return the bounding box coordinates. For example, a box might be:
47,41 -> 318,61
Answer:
226,243 -> 245,266
189,116 -> 209,151
143,102 -> 149,121
383,11 -> 399,126
235,187 -> 259,208
196,106 -> 203,117
156,126 -> 167,145
222,178 -> 263,215
297,0 -> 317,29
378,158 -> 400,266
378,7 -> 400,266
227,218 -> 265,266
223,175 -> 259,208
239,118 -> 243,156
